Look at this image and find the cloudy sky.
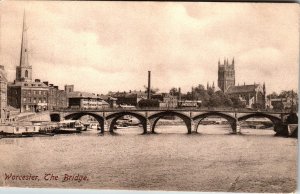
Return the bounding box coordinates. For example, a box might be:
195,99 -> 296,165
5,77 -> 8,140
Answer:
1,1 -> 299,94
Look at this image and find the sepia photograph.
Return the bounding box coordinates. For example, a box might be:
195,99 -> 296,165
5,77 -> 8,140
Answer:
0,1 -> 298,193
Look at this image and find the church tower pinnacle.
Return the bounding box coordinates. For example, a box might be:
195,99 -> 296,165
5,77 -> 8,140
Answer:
16,10 -> 32,82
217,57 -> 235,92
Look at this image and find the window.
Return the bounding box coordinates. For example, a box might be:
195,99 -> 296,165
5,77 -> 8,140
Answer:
39,91 -> 41,95
23,98 -> 26,102
33,91 -> 36,95
25,70 -> 28,78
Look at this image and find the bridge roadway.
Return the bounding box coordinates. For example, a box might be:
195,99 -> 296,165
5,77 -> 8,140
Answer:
50,108 -> 291,134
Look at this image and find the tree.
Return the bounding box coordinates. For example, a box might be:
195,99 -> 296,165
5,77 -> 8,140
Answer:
207,87 -> 214,96
214,91 -> 233,107
279,90 -> 298,98
169,87 -> 179,96
143,85 -> 159,94
138,99 -> 160,108
267,92 -> 278,99
208,93 -> 222,107
192,84 -> 210,106
272,102 -> 284,111
185,92 -> 193,100
230,97 -> 245,108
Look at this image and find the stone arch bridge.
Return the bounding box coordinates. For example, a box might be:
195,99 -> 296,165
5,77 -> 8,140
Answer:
50,108 -> 290,135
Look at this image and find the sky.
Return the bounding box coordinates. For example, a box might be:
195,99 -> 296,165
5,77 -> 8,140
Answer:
0,1 -> 299,95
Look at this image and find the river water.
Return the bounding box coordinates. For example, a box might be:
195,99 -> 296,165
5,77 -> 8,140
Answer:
0,124 -> 297,192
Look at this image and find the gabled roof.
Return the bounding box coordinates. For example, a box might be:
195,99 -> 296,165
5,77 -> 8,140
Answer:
67,91 -> 102,99
9,80 -> 48,88
226,84 -> 260,94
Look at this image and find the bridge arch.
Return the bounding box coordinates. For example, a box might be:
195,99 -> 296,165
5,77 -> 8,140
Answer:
238,113 -> 281,123
238,113 -> 282,132
148,111 -> 192,134
106,112 -> 147,134
193,112 -> 237,133
64,112 -> 105,132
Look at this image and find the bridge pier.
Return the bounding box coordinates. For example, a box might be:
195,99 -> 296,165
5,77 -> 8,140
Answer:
229,121 -> 237,134
105,118 -> 114,133
148,118 -> 157,134
141,120 -> 148,134
192,118 -> 202,133
193,122 -> 198,133
98,119 -> 105,134
274,123 -> 289,137
187,119 -> 192,134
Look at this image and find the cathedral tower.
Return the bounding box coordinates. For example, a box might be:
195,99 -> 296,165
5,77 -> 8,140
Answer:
16,11 -> 32,82
218,57 -> 235,92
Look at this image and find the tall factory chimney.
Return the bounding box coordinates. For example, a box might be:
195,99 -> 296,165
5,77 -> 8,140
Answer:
147,71 -> 151,99
178,87 -> 181,101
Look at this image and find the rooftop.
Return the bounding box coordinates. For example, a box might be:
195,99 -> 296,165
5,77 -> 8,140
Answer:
8,80 -> 48,88
226,84 -> 260,94
67,91 -> 103,99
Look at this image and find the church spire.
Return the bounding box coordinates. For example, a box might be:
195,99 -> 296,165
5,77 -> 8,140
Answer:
16,10 -> 32,82
20,10 -> 29,67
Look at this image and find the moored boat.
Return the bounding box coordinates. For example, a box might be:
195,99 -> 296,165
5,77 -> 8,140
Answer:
54,120 -> 83,134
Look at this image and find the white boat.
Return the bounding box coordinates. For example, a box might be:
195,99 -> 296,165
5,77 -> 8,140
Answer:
114,123 -> 129,129
89,123 -> 99,129
55,120 -> 83,134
